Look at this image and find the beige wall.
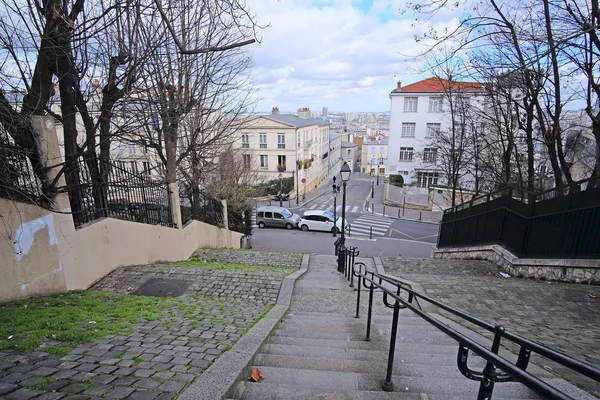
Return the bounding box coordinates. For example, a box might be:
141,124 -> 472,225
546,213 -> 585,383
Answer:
0,198 -> 244,302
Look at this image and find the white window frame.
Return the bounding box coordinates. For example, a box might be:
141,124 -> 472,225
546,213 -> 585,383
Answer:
404,97 -> 418,112
401,123 -> 416,138
416,171 -> 439,188
260,155 -> 268,169
243,154 -> 251,169
259,133 -> 267,149
277,133 -> 285,149
241,134 -> 249,148
428,96 -> 443,112
426,123 -> 441,138
423,148 -> 437,163
398,147 -> 414,161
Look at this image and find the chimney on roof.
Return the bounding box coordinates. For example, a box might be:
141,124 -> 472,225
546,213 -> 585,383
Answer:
272,107 -> 279,115
297,107 -> 310,119
396,81 -> 402,91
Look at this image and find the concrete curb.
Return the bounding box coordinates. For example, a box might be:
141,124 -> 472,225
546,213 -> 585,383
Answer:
373,256 -> 436,314
178,254 -> 310,400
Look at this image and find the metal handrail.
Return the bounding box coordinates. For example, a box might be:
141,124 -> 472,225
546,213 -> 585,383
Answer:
352,269 -> 600,399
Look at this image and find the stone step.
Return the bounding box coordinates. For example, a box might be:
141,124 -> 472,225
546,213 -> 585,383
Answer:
256,353 -> 487,376
280,319 -> 451,336
268,335 -> 464,355
263,343 -> 482,367
285,312 -> 432,326
273,327 -> 452,344
239,383 -> 427,400
245,366 -> 544,398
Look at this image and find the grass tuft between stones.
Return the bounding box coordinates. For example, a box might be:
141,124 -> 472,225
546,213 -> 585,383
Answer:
0,291 -> 182,354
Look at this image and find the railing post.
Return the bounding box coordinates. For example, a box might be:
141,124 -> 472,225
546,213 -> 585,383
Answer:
365,282 -> 374,341
477,324 -> 505,400
169,183 -> 183,229
382,298 -> 401,392
355,271 -> 362,318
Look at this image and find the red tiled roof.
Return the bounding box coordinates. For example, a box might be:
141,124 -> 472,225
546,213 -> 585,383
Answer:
394,77 -> 485,93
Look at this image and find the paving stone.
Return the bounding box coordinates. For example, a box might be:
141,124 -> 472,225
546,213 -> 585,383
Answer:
157,380 -> 186,393
113,367 -> 135,376
62,396 -> 94,400
74,363 -> 98,372
127,390 -> 160,400
19,375 -> 47,387
52,370 -> 78,379
171,373 -> 195,383
154,394 -> 176,400
170,365 -> 188,373
132,378 -> 160,389
45,379 -> 71,391
92,365 -> 117,374
36,392 -> 66,400
70,372 -> 97,382
9,365 -> 36,374
83,383 -> 112,396
59,355 -> 82,362
0,382 -> 19,395
151,363 -> 173,371
134,362 -> 155,369
1,372 -> 28,383
98,358 -> 119,366
62,383 -> 86,394
4,388 -> 43,400
132,369 -> 154,378
151,371 -> 174,380
57,361 -> 80,369
94,374 -> 118,385
112,376 -> 138,387
103,386 -> 135,398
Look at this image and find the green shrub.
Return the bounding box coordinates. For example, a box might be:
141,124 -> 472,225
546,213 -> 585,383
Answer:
389,174 -> 404,187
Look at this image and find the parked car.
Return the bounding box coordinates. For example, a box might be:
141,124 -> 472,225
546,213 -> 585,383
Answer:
300,210 -> 348,233
256,206 -> 301,230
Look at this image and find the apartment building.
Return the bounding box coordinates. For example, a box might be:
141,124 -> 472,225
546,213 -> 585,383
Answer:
387,78 -> 487,188
361,138 -> 388,177
237,107 -> 331,195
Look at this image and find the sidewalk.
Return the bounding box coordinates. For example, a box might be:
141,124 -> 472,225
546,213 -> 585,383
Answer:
254,182 -> 333,211
364,178 -> 443,224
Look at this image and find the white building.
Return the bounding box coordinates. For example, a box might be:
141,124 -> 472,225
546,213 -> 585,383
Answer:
237,107 -> 331,196
387,78 -> 487,188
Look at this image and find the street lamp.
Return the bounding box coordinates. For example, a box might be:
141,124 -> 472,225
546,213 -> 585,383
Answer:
332,176 -> 337,237
296,161 -> 299,206
340,161 -> 351,243
278,173 -> 283,207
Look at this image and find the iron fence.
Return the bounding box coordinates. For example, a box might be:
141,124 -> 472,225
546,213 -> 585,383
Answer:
179,188 -> 224,226
0,129 -> 44,204
64,156 -> 174,229
439,178 -> 600,258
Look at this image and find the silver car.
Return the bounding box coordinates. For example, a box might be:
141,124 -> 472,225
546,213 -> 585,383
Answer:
256,206 -> 301,230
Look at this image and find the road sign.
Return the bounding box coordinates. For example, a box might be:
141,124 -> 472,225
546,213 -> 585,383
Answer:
301,178 -> 306,184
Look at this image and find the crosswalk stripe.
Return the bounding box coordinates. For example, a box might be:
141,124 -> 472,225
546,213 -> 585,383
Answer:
351,206 -> 358,212
350,225 -> 388,234
310,204 -> 318,209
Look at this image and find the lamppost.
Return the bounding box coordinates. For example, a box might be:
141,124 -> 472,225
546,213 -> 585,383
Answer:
340,161 -> 351,244
332,176 -> 337,237
278,173 -> 283,207
296,161 -> 299,206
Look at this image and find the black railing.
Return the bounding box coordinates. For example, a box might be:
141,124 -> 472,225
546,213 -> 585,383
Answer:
352,269 -> 600,399
0,130 -> 44,204
179,188 -> 224,226
65,157 -> 174,229
439,177 -> 600,258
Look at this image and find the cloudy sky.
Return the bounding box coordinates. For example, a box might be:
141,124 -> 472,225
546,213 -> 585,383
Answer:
246,0 -> 460,113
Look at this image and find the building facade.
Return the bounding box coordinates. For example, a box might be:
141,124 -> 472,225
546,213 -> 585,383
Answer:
237,107 -> 331,196
387,78 -> 487,188
361,138 -> 388,178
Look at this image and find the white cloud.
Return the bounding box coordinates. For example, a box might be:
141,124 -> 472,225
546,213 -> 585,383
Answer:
246,0 -> 461,112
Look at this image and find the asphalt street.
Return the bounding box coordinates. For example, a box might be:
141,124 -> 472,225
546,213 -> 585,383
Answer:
252,175 -> 438,257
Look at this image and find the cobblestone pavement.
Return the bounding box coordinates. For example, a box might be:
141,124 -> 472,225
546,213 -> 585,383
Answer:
193,249 -> 303,269
382,258 -> 600,397
0,250 -> 301,400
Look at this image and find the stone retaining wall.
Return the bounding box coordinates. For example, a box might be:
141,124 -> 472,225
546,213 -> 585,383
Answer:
433,245 -> 600,284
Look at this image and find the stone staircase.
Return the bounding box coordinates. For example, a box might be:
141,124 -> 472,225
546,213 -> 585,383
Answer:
230,255 -> 550,400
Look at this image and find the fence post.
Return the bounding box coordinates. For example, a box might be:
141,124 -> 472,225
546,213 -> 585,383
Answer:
169,183 -> 183,229
221,199 -> 229,228
32,116 -> 71,210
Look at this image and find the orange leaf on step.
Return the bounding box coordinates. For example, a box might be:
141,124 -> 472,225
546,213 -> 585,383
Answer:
249,367 -> 264,382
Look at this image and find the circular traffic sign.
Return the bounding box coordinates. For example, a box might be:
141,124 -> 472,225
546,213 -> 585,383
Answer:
301,178 -> 306,184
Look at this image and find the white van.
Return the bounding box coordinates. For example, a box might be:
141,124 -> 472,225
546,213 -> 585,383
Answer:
256,206 -> 301,230
300,210 -> 348,233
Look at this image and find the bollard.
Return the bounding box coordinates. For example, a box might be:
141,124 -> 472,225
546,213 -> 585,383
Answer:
269,199 -> 272,206
383,205 -> 385,216
419,211 -> 422,221
371,203 -> 374,214
370,225 -> 373,239
337,246 -> 347,273
398,209 -> 400,218
348,224 -> 351,237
